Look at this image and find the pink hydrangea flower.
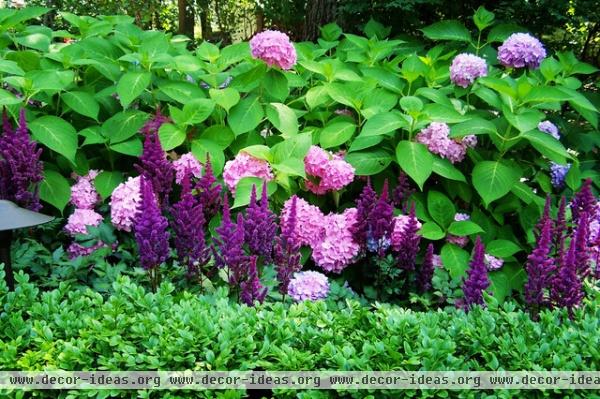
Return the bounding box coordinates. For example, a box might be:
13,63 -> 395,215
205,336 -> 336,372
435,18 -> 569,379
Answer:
110,176 -> 142,232
173,153 -> 203,184
70,170 -> 100,209
311,208 -> 360,273
304,145 -> 355,194
288,271 -> 330,301
416,122 -> 474,163
446,234 -> 469,247
462,135 -> 478,148
222,152 -> 274,193
454,213 -> 470,221
280,195 -> 325,247
498,33 -> 546,69
67,241 -> 107,259
390,214 -> 423,251
64,208 -> 103,236
450,53 -> 487,88
250,30 -> 297,70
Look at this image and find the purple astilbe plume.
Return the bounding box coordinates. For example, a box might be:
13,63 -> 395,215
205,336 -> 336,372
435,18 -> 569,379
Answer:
240,256 -> 268,306
244,183 -> 277,263
461,236 -> 490,311
195,155 -> 222,222
554,196 -> 567,267
274,195 -> 302,296
170,172 -> 208,277
524,214 -> 555,312
418,243 -> 435,292
366,180 -> 394,256
392,172 -> 414,212
351,179 -> 377,248
135,110 -> 174,205
395,203 -> 422,271
534,195 -> 552,241
212,195 -> 247,286
573,212 -> 591,278
571,178 -> 596,225
134,177 -> 170,292
552,238 -> 583,314
0,109 -> 43,210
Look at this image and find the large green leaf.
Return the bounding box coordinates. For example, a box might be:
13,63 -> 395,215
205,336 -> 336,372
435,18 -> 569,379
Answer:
39,170 -> 70,213
486,239 -> 522,258
449,118 -> 497,137
110,138 -> 142,157
420,222 -> 445,240
158,123 -> 186,151
232,177 -> 277,208
158,81 -> 205,103
432,157 -> 466,182
421,20 -> 471,42
209,88 -> 240,112
428,191 -> 455,229
62,91 -> 99,120
228,95 -> 263,136
174,99 -> 215,126
472,161 -> 521,206
345,149 -> 393,176
29,116 -> 78,163
103,111 -> 148,144
522,129 -> 570,164
395,141 -> 433,190
0,89 -> 22,106
266,103 -> 298,138
441,243 -> 470,279
116,71 -> 151,108
94,171 -> 124,200
447,221 -> 484,236
320,121 -> 355,149
191,139 -> 225,176
271,133 -> 312,164
263,69 -> 289,102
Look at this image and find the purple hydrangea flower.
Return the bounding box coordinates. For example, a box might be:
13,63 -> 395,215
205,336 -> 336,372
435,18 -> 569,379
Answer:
64,208 -> 103,236
70,170 -> 100,209
538,121 -> 560,140
418,243 -> 435,292
524,213 -> 555,311
240,256 -> 267,306
135,110 -> 174,205
134,177 -> 170,270
173,153 -> 203,184
212,195 -> 247,286
450,53 -> 487,88
498,33 -> 546,69
550,162 -> 570,189
454,213 -> 470,222
171,172 -> 208,277
416,122 -> 472,164
484,254 -> 504,270
110,176 -> 141,232
244,183 -> 277,262
287,271 -> 330,302
0,109 -> 43,210
446,235 -> 469,247
250,30 -> 297,70
274,195 -> 302,296
461,236 -> 490,311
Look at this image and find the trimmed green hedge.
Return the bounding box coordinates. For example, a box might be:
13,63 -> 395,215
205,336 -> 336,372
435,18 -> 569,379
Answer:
1,271 -> 600,398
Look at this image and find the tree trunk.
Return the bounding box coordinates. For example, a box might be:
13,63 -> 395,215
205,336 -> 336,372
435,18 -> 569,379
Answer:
198,0 -> 211,39
303,0 -> 336,41
178,0 -> 195,39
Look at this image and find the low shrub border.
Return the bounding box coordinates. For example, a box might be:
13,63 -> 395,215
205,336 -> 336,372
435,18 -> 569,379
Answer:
1,270 -> 599,398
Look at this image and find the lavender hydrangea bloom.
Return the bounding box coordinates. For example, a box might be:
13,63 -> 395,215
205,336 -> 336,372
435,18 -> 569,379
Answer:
538,121 -> 560,140
171,172 -> 208,277
450,53 -> 487,88
287,271 -> 330,302
552,238 -> 583,313
134,177 -> 170,270
70,170 -> 100,209
418,243 -> 435,292
212,195 -> 247,286
484,254 -> 504,270
454,213 -> 470,222
244,183 -> 277,262
461,236 -> 490,311
250,30 -> 297,70
274,195 -> 302,296
240,256 -> 267,306
195,155 -> 222,222
498,33 -> 546,69
366,180 -> 394,256
550,162 -> 570,189
110,176 -> 141,232
524,214 -> 555,311
0,109 -> 43,210
135,111 -> 174,205
351,179 -> 377,247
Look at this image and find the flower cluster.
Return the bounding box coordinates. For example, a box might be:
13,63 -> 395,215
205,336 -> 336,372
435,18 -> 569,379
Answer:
416,122 -> 477,163
280,195 -> 324,247
0,109 -> 43,210
244,183 -> 277,262
304,146 -> 355,195
497,33 -> 546,69
538,121 -> 560,140
312,208 -> 361,273
287,271 -> 330,302
418,244 -> 435,292
461,236 -> 490,311
110,176 -> 142,232
274,195 -> 302,295
249,30 -> 297,70
393,204 -> 422,271
173,153 -> 203,184
64,208 -> 103,236
240,256 -> 268,306
222,152 -> 274,193
195,156 -> 222,221
484,254 -> 504,270
365,180 -> 394,255
212,195 -> 247,285
450,53 -> 487,88
525,205 -> 556,310
550,162 -> 571,189
70,170 -> 100,209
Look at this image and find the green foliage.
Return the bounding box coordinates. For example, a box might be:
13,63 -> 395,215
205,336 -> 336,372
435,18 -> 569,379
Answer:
1,269 -> 599,397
